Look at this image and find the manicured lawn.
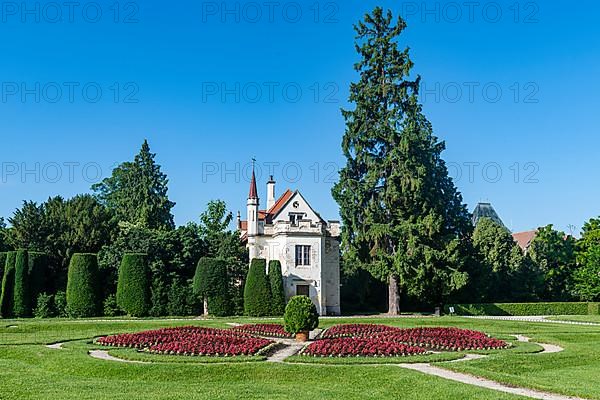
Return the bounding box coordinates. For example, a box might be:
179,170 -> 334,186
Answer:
548,315 -> 600,323
1,316 -> 599,399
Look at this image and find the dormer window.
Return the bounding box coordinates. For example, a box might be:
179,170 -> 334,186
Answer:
289,212 -> 305,226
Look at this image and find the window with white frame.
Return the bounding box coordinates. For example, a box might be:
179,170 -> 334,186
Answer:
295,245 -> 311,266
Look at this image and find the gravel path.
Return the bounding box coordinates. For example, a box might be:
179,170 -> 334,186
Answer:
46,342 -> 64,350
89,349 -> 150,364
266,343 -> 305,363
465,316 -> 600,326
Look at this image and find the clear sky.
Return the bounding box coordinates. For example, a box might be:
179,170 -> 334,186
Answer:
0,0 -> 598,234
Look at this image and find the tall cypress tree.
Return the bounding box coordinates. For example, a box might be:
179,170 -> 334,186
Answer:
332,7 -> 472,314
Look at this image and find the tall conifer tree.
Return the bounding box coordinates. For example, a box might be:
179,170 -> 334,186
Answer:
333,7 -> 472,314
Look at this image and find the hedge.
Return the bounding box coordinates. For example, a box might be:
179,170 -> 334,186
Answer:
0,252 -> 6,286
12,250 -> 31,317
28,252 -> 48,303
244,258 -> 271,317
66,253 -> 101,318
445,302 -> 600,316
193,257 -> 232,317
268,260 -> 286,316
0,252 -> 17,318
117,253 -> 151,317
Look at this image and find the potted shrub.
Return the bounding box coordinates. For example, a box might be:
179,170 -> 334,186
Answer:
284,295 -> 319,342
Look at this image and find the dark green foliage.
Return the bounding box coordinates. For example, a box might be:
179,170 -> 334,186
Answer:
341,268 -> 387,313
92,140 -> 176,230
66,254 -> 101,318
167,279 -> 199,316
0,252 -> 6,288
12,250 -> 31,317
573,246 -> 600,301
54,291 -> 68,318
103,294 -> 122,317
284,295 -> 319,334
268,260 -> 286,316
117,253 -> 151,317
28,252 -> 48,304
0,252 -> 16,318
34,293 -> 55,318
0,217 -> 8,251
244,259 -> 271,317
445,302 -> 599,316
193,257 -> 232,317
332,7 -> 471,314
529,225 -> 577,301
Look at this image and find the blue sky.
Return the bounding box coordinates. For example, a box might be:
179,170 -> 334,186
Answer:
0,0 -> 598,234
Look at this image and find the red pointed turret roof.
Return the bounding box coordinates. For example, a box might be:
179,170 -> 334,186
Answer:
248,169 -> 258,199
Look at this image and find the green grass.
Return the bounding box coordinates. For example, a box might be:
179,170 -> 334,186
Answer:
0,316 -> 599,399
548,315 -> 600,323
107,348 -> 267,364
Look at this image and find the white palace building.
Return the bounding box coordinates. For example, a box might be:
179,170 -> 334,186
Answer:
238,170 -> 342,315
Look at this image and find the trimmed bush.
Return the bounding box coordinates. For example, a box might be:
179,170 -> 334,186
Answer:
445,302 -> 600,316
268,260 -> 286,316
117,253 -> 151,317
193,257 -> 232,317
34,293 -> 55,318
284,295 -> 319,334
28,252 -> 48,303
13,250 -> 31,317
244,258 -> 271,317
54,291 -> 68,318
0,252 -> 17,318
0,252 -> 6,286
103,294 -> 122,317
66,253 -> 101,318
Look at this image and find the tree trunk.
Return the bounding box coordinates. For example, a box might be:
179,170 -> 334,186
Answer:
388,275 -> 400,315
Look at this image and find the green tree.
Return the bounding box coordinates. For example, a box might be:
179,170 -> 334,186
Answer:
572,245 -> 600,301
0,252 -> 16,318
8,201 -> 48,251
92,140 -> 175,230
0,217 -> 9,251
193,257 -> 231,317
28,252 -> 49,305
529,225 -> 577,301
0,252 -> 6,288
332,7 -> 471,314
66,254 -> 101,318
12,250 -> 31,317
117,253 -> 151,317
244,258 -> 271,317
268,260 -> 286,316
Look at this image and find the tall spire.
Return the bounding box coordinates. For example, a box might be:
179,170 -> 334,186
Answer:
248,158 -> 258,199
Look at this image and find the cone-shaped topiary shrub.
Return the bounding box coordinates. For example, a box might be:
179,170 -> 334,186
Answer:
66,253 -> 101,318
268,260 -> 286,316
284,295 -> 319,334
244,258 -> 271,317
12,250 -> 31,317
0,252 -> 16,318
117,253 -> 151,317
28,252 -> 48,303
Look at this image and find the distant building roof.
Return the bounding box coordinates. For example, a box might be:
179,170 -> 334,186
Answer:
512,230 -> 538,251
472,202 -> 506,228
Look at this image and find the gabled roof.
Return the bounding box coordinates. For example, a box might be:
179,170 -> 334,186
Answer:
513,230 -> 537,250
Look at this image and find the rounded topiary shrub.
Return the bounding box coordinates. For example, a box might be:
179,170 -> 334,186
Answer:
268,260 -> 286,316
193,257 -> 232,317
117,253 -> 151,317
284,295 -> 319,335
0,252 -> 17,318
244,258 -> 271,317
66,253 -> 101,318
12,250 -> 31,317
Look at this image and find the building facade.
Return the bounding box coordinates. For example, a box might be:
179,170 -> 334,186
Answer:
239,171 -> 341,315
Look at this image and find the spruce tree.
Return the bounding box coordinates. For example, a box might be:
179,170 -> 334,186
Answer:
332,7 -> 472,314
268,260 -> 286,316
244,259 -> 271,317
92,140 -> 175,230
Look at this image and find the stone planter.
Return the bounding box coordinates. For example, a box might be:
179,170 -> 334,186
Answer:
295,331 -> 309,342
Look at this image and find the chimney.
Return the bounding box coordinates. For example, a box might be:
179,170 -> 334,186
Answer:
267,175 -> 276,210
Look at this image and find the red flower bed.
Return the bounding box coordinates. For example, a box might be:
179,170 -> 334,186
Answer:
302,337 -> 427,357
231,324 -> 294,338
96,326 -> 273,357
304,324 -> 508,357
